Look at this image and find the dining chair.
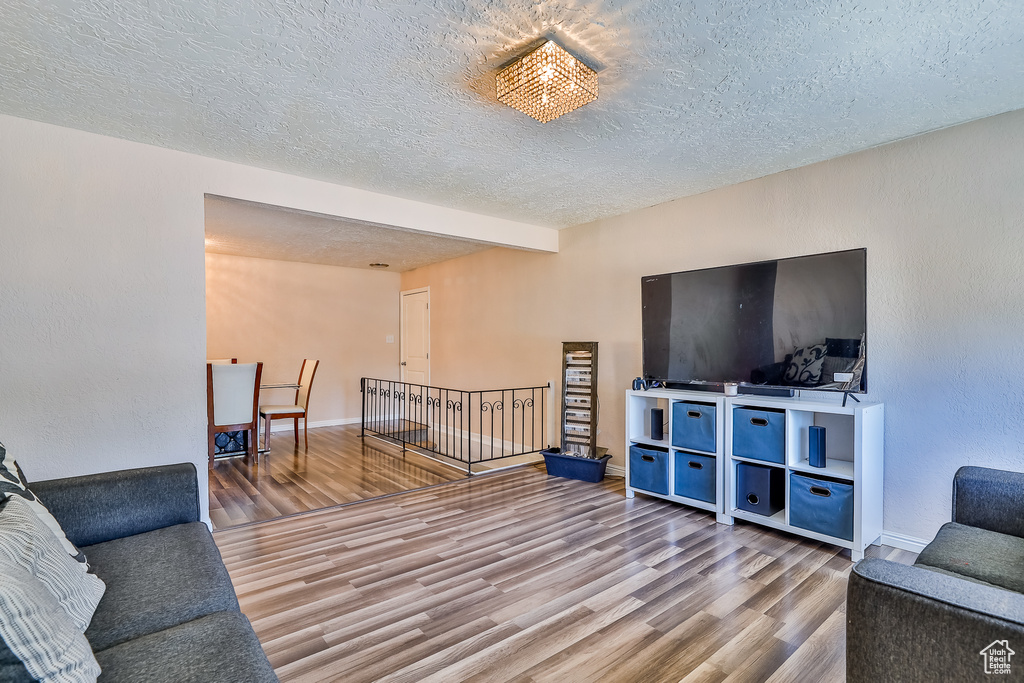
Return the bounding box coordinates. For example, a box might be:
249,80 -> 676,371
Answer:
260,359 -> 319,451
207,358 -> 237,364
207,361 -> 263,465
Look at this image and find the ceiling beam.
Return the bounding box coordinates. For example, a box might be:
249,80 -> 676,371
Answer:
199,155 -> 559,253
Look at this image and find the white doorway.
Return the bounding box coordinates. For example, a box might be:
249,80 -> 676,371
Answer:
401,288 -> 430,385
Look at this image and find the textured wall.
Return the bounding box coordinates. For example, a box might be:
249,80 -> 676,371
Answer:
0,116 -> 208,512
205,253 -> 400,425
402,109 -> 1024,546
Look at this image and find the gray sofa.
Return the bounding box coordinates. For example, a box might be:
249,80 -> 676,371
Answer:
0,463 -> 278,683
848,466 -> 1024,682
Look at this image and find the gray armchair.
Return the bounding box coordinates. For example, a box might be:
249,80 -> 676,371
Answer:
847,466 -> 1024,682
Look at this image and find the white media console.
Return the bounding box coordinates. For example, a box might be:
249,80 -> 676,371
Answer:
625,388 -> 883,561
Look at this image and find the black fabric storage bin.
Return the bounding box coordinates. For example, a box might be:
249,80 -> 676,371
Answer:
673,451 -> 716,503
789,473 -> 854,541
671,402 -> 716,453
735,462 -> 785,517
732,407 -> 785,464
629,444 -> 669,495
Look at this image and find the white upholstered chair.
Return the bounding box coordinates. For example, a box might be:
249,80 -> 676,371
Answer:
260,359 -> 319,451
207,362 -> 263,464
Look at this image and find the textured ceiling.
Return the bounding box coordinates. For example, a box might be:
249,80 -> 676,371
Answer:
1,1 -> 1023,230
204,195 -> 494,271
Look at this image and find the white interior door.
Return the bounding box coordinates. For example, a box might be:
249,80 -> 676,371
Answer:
401,289 -> 429,385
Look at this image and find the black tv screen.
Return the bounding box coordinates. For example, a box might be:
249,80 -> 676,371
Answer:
641,249 -> 867,393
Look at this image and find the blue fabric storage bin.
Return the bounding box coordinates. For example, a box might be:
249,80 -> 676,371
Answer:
732,407 -> 785,464
735,462 -> 785,516
629,444 -> 669,495
671,402 -> 716,452
673,451 -> 716,503
789,473 -> 854,541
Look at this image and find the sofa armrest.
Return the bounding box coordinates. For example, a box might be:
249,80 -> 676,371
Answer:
30,463 -> 201,547
953,466 -> 1024,538
847,558 -> 1024,682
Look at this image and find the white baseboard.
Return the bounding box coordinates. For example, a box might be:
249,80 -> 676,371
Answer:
606,464 -> 626,478
268,417 -> 360,433
879,531 -> 929,554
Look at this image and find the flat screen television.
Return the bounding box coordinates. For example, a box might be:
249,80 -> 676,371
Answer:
641,248 -> 867,394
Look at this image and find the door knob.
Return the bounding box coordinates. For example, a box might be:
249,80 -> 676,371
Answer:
401,362 -> 407,366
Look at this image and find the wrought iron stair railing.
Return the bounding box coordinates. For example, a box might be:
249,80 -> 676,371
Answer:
360,378 -> 549,474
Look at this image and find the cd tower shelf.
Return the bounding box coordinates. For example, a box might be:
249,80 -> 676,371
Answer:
625,387 -> 884,561
560,342 -> 598,457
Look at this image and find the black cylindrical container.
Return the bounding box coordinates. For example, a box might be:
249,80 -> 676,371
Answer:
809,425 -> 827,467
651,408 -> 664,441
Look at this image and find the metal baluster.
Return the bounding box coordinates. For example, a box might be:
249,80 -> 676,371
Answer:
520,389 -> 526,454
542,384 -> 546,449
465,390 -> 471,475
531,386 -> 536,451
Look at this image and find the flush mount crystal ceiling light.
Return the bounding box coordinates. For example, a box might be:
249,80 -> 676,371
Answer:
496,40 -> 598,123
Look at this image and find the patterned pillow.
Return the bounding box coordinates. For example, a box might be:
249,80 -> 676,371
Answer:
0,496 -> 105,632
0,558 -> 101,683
783,343 -> 827,386
0,442 -> 88,566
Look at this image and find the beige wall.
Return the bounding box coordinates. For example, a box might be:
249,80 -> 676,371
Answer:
0,116 -> 209,514
205,253 -> 400,425
402,108 -> 1024,546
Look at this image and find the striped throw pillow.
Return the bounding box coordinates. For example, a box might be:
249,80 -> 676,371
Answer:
0,559 -> 101,683
0,496 -> 105,632
0,442 -> 88,566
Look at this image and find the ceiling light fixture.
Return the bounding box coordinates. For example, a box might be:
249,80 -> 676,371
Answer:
368,262 -> 390,269
496,40 -> 598,123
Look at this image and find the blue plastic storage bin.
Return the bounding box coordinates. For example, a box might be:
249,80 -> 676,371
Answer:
735,462 -> 785,516
628,444 -> 669,495
541,449 -> 612,483
673,451 -> 716,503
789,473 -> 854,541
732,407 -> 785,464
671,401 -> 716,452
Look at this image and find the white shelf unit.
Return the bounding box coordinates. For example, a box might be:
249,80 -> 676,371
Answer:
625,389 -> 884,560
726,394 -> 883,561
625,389 -> 729,523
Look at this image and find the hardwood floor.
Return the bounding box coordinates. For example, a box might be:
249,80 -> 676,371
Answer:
208,424 -> 466,530
215,465 -> 916,682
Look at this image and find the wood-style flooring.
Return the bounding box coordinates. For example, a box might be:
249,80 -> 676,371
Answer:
208,425 -> 466,530
215,465 -> 916,682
